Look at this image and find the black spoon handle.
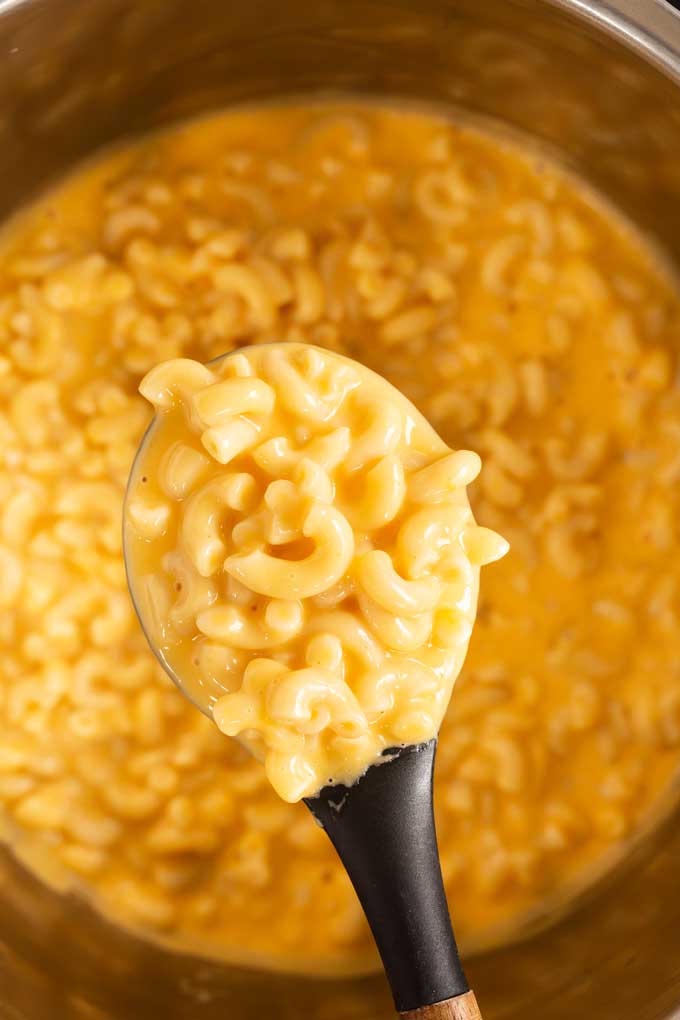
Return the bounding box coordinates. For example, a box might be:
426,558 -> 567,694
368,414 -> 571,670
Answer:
305,739 -> 474,1015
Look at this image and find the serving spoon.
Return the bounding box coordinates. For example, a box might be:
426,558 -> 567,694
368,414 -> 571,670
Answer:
123,350 -> 483,1020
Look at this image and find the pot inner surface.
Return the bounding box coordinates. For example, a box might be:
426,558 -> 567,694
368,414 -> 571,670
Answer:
2,3 -> 680,1020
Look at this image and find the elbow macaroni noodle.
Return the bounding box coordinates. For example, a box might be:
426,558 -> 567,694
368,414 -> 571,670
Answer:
125,344 -> 507,801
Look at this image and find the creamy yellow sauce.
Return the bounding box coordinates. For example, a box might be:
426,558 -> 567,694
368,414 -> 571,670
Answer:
0,103 -> 679,970
125,345 -> 506,801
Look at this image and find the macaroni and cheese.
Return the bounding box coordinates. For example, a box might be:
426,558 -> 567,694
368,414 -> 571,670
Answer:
0,102 -> 679,969
125,345 -> 507,801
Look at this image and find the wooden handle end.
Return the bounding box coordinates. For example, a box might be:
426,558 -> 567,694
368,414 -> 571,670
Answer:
400,989 -> 482,1020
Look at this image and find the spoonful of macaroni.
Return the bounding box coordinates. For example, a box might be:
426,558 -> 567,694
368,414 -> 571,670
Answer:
124,342 -> 507,1019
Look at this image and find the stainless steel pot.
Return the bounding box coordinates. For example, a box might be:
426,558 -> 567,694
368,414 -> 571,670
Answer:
1,1 -> 680,1017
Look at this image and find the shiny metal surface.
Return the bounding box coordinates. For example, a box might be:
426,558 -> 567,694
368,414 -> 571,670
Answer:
1,1 -> 680,1018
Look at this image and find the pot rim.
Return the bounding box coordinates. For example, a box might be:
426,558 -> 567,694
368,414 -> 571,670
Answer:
546,0 -> 680,78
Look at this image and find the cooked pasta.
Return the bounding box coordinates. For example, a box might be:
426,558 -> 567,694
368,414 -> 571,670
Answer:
0,102 -> 679,970
125,345 -> 507,801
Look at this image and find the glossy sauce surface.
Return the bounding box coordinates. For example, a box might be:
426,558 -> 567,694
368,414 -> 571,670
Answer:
0,104 -> 679,970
